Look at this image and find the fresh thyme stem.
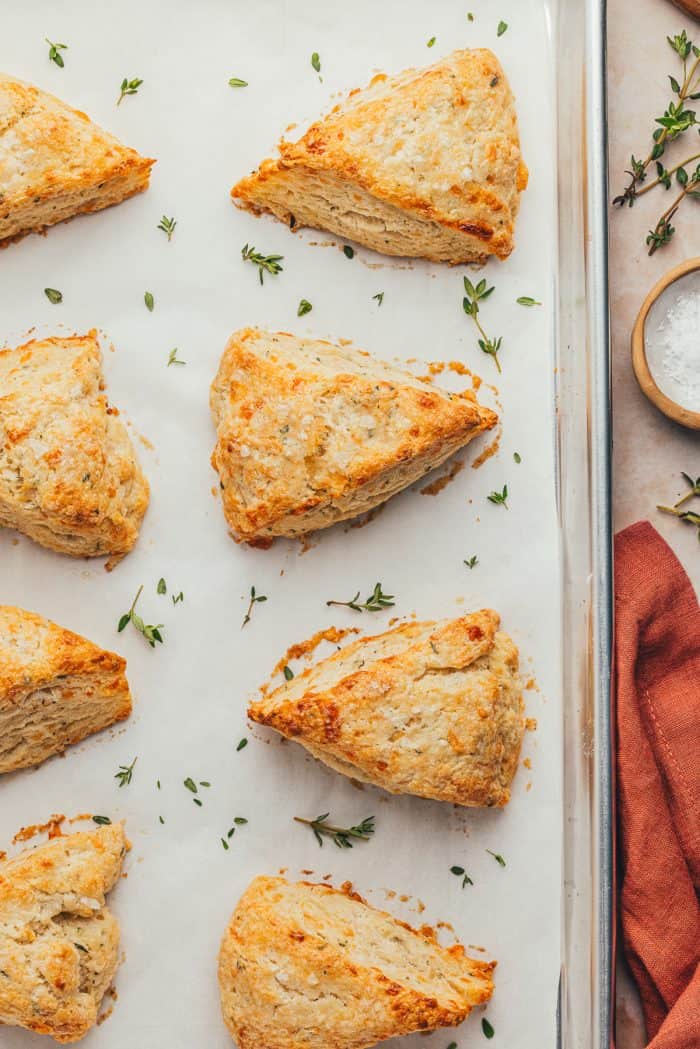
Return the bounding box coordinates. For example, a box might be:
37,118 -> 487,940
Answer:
293,816 -> 372,841
636,150 -> 700,196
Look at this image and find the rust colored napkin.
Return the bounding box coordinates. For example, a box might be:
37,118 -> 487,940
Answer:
615,521 -> 700,1048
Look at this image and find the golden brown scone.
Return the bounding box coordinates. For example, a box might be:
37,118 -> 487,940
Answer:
0,73 -> 154,246
218,876 -> 494,1049
232,49 -> 527,264
210,328 -> 497,543
0,823 -> 127,1043
0,330 -> 149,557
250,610 -> 523,807
0,606 -> 132,775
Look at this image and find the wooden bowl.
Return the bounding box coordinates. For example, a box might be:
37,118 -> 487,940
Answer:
669,0 -> 700,18
631,257 -> 700,430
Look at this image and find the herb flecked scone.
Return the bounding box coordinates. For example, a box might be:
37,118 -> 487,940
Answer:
0,606 -> 132,775
0,823 -> 127,1043
249,609 -> 524,807
0,73 -> 154,246
0,331 -> 149,557
210,328 -> 497,543
218,876 -> 495,1049
232,49 -> 527,263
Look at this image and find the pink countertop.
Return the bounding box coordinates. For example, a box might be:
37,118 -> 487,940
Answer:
608,0 -> 699,1043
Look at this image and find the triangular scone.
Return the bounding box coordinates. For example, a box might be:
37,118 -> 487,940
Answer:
0,331 -> 149,556
210,328 -> 497,543
0,823 -> 127,1043
0,606 -> 132,775
0,73 -> 154,246
250,610 -> 524,807
219,876 -> 495,1049
232,49 -> 527,264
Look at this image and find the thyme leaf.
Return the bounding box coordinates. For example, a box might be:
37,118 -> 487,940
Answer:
242,586 -> 267,628
115,756 -> 137,788
497,20 -> 508,36
167,348 -> 186,367
44,287 -> 62,304
144,291 -> 154,311
117,77 -> 143,105
45,38 -> 68,67
372,291 -> 384,305
486,848 -> 506,867
228,77 -> 248,88
117,585 -> 164,647
297,298 -> 313,316
464,555 -> 479,569
487,485 -> 508,508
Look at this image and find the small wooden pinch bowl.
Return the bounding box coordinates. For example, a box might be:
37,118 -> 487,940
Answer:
631,257 -> 700,430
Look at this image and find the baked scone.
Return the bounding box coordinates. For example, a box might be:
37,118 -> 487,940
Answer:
232,49 -> 527,264
0,331 -> 149,557
249,610 -> 523,807
218,876 -> 495,1049
210,328 -> 497,543
0,606 -> 132,775
0,73 -> 154,246
0,823 -> 127,1043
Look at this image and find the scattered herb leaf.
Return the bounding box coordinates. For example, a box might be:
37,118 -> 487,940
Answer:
295,813 -> 375,848
144,291 -> 154,311
327,582 -> 394,613
44,287 -> 62,304
517,296 -> 541,307
157,215 -> 177,240
183,777 -> 198,793
497,20 -> 508,36
92,815 -> 111,825
513,452 -> 522,464
464,555 -> 479,569
463,277 -> 503,372
311,52 -> 321,73
167,348 -> 186,367
283,665 -> 295,680
482,1018 -> 495,1039
343,244 -> 355,258
228,77 -> 248,88
115,756 -> 137,788
117,77 -> 143,105
427,36 -> 436,47
45,38 -> 68,67
237,737 -> 248,751
297,298 -> 313,316
372,291 -> 384,305
486,849 -> 506,867
117,585 -> 164,647
450,865 -> 474,888
242,585 -> 267,628
157,578 -> 167,595
172,591 -> 184,604
487,485 -> 508,508
241,243 -> 284,283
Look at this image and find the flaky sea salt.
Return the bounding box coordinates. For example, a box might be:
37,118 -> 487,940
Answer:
646,274 -> 700,412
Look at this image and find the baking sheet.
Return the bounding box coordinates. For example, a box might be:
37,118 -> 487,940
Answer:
0,2 -> 564,1046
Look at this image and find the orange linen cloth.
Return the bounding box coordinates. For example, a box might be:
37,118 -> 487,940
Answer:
615,521 -> 700,1048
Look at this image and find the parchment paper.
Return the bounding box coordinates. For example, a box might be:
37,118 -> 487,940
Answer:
0,2 -> 561,1046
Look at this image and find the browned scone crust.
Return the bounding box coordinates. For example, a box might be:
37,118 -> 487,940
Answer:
232,49 -> 527,264
0,73 -> 154,246
0,331 -> 149,557
210,328 -> 497,543
249,610 -> 523,807
218,876 -> 495,1049
0,823 -> 127,1043
0,605 -> 132,775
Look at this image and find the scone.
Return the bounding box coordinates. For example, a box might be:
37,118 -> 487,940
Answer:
210,328 -> 497,543
0,822 -> 127,1043
232,49 -> 527,264
249,610 -> 523,807
0,73 -> 154,246
218,876 -> 495,1049
0,331 -> 149,557
0,605 -> 132,775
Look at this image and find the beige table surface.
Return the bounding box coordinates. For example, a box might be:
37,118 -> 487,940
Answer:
608,0 -> 699,1044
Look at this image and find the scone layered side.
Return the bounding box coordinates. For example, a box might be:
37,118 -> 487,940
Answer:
218,876 -> 494,1049
0,824 -> 127,1043
0,331 -> 149,556
249,610 -> 524,807
232,49 -> 527,263
0,74 -> 154,245
0,605 -> 132,774
210,328 -> 497,543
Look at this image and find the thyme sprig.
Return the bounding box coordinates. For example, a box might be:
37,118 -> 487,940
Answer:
117,77 -> 143,105
658,472 -> 700,540
326,582 -> 394,613
242,586 -> 267,627
463,278 -> 503,372
241,243 -> 284,283
157,215 -> 177,240
117,585 -> 164,647
115,757 -> 137,788
46,38 -> 68,67
488,485 -> 509,508
613,31 -> 700,252
295,813 -> 375,848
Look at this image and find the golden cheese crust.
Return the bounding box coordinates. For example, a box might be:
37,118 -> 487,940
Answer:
210,328 -> 497,543
0,331 -> 149,557
0,824 -> 127,1043
218,876 -> 495,1049
249,610 -> 524,807
232,49 -> 527,263
0,73 -> 154,246
0,605 -> 132,775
